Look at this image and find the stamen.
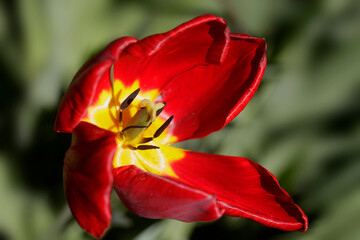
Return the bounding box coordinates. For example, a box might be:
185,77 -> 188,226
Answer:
119,110 -> 123,124
118,89 -> 173,150
120,88 -> 140,110
136,145 -> 160,150
154,116 -> 174,138
110,64 -> 115,90
140,137 -> 153,144
121,125 -> 148,133
156,102 -> 166,116
127,144 -> 162,151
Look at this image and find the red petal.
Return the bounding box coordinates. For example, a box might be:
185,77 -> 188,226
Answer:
113,15 -> 230,91
55,37 -> 137,133
161,34 -> 266,142
171,151 -> 308,231
112,165 -> 224,222
63,122 -> 117,238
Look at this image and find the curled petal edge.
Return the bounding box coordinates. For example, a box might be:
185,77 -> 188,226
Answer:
55,37 -> 138,133
170,150 -> 308,231
63,122 -> 117,238
113,165 -> 224,222
225,33 -> 267,125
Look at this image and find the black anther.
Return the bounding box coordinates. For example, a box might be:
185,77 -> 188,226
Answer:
140,137 -> 154,144
120,88 -> 140,110
121,125 -> 147,133
119,110 -> 123,123
136,145 -> 160,150
154,116 -> 174,138
156,102 -> 166,117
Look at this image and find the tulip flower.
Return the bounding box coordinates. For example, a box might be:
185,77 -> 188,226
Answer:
55,15 -> 308,238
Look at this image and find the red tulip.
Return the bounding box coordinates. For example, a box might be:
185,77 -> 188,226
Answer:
55,15 -> 308,238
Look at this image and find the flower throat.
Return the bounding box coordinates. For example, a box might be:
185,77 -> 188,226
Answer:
119,88 -> 173,150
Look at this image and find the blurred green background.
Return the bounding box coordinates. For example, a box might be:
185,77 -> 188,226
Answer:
1,0 -> 360,239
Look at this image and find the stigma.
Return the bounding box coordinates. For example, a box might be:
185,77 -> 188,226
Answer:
118,88 -> 172,150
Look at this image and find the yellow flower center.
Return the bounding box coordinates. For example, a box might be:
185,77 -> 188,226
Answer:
121,97 -> 167,148
82,79 -> 184,177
